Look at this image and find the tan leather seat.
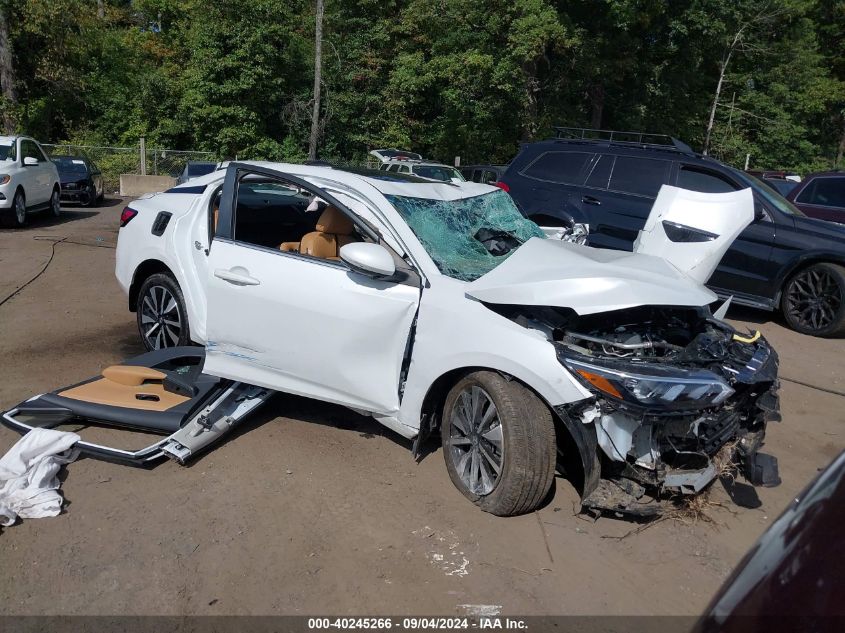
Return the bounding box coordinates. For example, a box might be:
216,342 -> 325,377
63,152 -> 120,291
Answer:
280,206 -> 355,260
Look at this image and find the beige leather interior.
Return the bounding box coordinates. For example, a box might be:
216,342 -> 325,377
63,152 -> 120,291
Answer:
102,365 -> 166,386
60,365 -> 190,412
280,206 -> 356,260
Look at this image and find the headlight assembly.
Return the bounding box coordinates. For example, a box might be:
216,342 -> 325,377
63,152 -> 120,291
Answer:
0,175 -> 10,185
561,357 -> 734,411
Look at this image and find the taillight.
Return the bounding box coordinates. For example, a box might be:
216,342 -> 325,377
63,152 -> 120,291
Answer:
494,181 -> 510,192
120,207 -> 138,227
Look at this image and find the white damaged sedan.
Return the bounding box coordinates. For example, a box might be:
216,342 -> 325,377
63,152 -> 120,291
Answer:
108,162 -> 781,516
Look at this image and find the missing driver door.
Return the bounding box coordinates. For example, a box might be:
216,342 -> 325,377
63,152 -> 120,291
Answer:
203,164 -> 420,415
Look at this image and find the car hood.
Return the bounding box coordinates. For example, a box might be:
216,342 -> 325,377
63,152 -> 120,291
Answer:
465,237 -> 717,315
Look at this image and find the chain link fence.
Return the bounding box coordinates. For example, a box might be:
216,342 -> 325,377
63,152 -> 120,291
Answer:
42,143 -> 216,193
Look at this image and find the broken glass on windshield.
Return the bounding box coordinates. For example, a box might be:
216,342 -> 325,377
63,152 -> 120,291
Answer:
385,189 -> 545,281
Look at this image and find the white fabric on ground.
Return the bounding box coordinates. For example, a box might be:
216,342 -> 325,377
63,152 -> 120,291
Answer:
0,428 -> 80,526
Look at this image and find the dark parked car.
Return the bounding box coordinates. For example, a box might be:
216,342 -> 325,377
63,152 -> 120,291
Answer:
761,177 -> 799,198
52,155 -> 104,207
176,161 -> 217,185
693,450 -> 845,632
786,171 -> 845,224
501,127 -> 845,337
460,164 -> 507,185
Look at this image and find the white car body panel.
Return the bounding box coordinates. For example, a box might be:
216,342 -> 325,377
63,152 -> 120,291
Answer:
634,185 -> 755,284
116,162 -> 748,440
466,237 -> 717,314
204,239 -> 420,415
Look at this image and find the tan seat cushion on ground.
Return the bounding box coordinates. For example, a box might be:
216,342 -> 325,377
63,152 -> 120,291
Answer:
59,365 -> 189,412
278,206 -> 355,259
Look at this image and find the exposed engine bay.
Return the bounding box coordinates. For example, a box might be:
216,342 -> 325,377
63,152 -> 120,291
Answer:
496,303 -> 782,516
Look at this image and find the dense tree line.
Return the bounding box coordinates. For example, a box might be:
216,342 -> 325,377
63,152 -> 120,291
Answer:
0,0 -> 842,173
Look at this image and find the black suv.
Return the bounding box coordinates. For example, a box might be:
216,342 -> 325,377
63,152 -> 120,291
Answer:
501,128 -> 845,337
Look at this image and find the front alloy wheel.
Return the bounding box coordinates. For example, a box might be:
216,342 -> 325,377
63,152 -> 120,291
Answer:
12,190 -> 26,226
137,273 -> 190,350
441,371 -> 556,516
782,263 -> 845,337
447,385 -> 504,496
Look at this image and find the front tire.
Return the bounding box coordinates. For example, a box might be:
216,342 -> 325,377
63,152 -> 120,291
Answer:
10,188 -> 26,227
781,263 -> 845,337
441,371 -> 556,516
136,273 -> 191,351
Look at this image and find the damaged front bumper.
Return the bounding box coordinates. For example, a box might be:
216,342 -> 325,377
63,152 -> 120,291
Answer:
557,331 -> 782,517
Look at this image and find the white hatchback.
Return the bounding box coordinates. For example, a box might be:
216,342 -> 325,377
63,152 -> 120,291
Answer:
0,135 -> 61,227
113,162 -> 782,516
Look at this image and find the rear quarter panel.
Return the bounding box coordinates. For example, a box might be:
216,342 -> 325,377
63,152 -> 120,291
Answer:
115,190 -> 211,343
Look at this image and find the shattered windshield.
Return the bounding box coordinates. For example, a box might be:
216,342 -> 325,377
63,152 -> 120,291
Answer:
386,189 -> 545,281
0,143 -> 15,161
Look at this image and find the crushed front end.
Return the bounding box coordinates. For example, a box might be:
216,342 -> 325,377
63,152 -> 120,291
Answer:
505,304 -> 782,516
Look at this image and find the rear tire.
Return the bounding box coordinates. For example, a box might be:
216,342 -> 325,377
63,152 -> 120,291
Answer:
781,263 -> 845,337
50,187 -> 61,217
136,273 -> 191,351
441,371 -> 556,516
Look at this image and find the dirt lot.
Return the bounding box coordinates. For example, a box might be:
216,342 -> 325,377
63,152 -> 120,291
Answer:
1,200 -> 843,617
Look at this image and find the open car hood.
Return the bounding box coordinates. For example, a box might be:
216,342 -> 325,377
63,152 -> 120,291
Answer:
465,237 -> 717,315
633,185 -> 754,284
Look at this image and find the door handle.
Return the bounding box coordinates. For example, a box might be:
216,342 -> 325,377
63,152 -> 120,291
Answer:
214,268 -> 260,286
581,195 -> 601,206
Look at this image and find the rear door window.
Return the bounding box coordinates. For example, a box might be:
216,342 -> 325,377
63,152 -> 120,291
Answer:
482,170 -> 498,184
584,155 -> 613,189
521,151 -> 592,185
677,166 -> 738,193
796,177 -> 845,209
608,156 -> 670,197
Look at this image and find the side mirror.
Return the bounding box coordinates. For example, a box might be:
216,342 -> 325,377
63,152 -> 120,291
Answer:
340,242 -> 396,278
23,157 -> 39,166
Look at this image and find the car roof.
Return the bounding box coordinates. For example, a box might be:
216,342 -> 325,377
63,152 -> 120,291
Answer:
168,161 -> 495,200
0,135 -> 19,144
803,171 -> 845,178
520,137 -> 719,164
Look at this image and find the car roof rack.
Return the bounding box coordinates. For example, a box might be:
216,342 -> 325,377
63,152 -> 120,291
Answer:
553,127 -> 696,155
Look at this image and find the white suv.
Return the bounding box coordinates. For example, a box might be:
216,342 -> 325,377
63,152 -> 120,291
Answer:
0,135 -> 61,227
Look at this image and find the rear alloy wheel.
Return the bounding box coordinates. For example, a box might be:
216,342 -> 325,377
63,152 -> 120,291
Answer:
50,187 -> 61,217
441,371 -> 556,516
9,189 -> 27,227
137,273 -> 191,351
782,263 -> 845,337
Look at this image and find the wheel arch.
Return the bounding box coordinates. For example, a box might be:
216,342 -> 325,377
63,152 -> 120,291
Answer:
129,259 -> 177,312
419,365 -> 599,498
